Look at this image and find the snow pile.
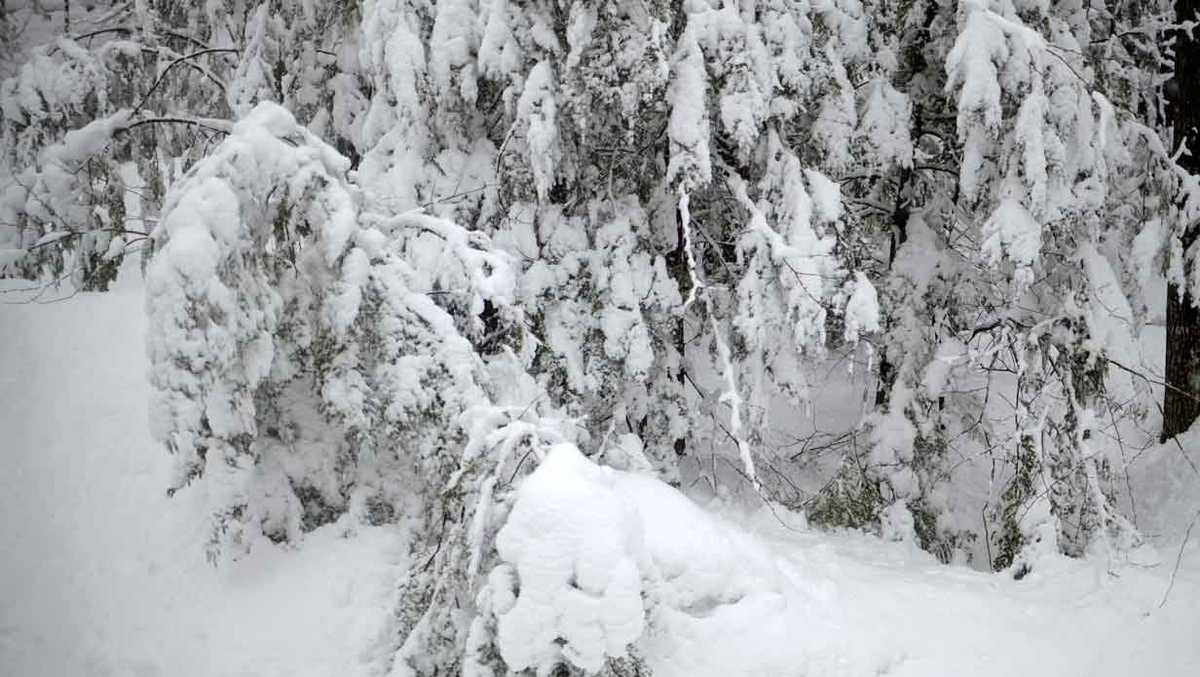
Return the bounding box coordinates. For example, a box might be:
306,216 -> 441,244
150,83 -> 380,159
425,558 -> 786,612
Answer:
491,444 -> 796,675
492,445 -> 1200,677
491,445 -> 646,672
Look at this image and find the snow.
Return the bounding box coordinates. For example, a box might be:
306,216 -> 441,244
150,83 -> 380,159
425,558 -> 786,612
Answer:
843,271 -> 881,344
980,197 -> 1043,290
0,266 -> 405,677
493,445 -> 647,673
1132,218 -> 1168,318
429,0 -> 479,104
2,1 -> 1199,673
667,32 -> 713,190
857,79 -> 914,170
495,443 -> 1200,677
811,43 -> 857,169
805,168 -> 844,223
2,263 -> 1200,676
516,61 -> 561,202
43,109 -> 131,164
946,0 -> 1006,133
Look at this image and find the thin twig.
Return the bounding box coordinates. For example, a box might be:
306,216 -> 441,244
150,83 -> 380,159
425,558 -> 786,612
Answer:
130,47 -> 238,117
1158,508 -> 1200,609
118,116 -> 231,136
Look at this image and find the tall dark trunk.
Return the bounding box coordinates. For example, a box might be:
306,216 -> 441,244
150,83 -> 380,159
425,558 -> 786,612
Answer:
1163,282 -> 1200,438
1162,0 -> 1200,440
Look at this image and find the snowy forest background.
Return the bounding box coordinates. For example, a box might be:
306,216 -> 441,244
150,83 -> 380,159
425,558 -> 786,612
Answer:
2,0 -> 1200,675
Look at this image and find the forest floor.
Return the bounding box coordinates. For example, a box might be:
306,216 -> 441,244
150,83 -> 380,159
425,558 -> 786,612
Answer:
2,267 -> 1198,677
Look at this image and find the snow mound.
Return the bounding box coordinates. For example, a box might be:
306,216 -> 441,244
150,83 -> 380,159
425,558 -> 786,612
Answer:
493,444 -> 646,672
494,446 -> 1200,677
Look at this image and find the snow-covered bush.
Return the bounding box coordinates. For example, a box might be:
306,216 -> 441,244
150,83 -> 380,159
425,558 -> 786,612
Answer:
145,101 -> 369,557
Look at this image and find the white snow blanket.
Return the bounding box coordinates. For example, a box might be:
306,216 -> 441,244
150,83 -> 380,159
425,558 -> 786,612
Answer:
2,267 -> 1198,676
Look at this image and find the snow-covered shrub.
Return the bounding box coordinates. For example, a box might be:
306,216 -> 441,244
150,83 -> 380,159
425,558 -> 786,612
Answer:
145,101 -> 368,558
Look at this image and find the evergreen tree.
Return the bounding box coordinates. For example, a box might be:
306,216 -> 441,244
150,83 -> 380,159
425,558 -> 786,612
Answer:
2,0 -> 1195,672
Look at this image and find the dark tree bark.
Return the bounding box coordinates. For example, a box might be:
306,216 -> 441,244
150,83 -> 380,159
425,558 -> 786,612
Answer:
1163,0 -> 1200,440
1163,280 -> 1200,439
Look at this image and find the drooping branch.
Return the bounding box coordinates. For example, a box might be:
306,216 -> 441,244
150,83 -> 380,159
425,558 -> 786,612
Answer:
130,47 -> 239,117
117,116 -> 232,136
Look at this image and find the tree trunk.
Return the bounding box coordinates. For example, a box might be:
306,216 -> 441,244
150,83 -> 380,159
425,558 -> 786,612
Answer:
1163,282 -> 1200,438
666,125 -> 690,459
1163,0 -> 1200,440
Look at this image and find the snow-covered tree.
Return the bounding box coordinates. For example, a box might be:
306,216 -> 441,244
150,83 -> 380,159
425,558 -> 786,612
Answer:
4,0 -> 1196,673
0,1 -> 361,289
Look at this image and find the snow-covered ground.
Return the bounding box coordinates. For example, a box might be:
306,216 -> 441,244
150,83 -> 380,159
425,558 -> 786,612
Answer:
0,271 -> 403,677
498,444 -> 1200,677
2,267 -> 1199,676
